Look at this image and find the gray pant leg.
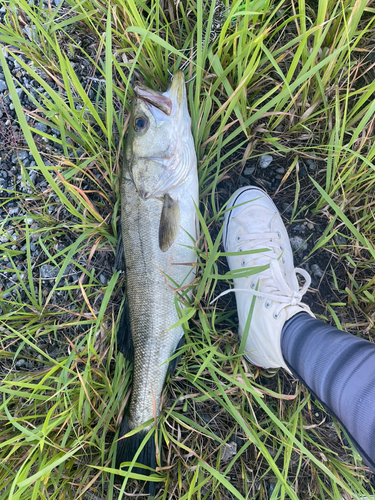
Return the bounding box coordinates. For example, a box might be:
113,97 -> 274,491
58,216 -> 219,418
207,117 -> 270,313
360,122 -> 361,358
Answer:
281,312 -> 375,473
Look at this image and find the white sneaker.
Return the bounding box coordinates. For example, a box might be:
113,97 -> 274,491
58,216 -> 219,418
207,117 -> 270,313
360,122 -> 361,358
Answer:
221,186 -> 314,372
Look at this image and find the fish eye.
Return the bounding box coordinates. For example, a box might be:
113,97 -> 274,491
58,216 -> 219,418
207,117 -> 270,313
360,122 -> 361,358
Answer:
134,116 -> 148,132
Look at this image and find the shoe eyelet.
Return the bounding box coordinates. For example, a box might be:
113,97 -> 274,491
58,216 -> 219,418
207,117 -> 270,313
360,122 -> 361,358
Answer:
273,312 -> 280,319
238,248 -> 242,252
241,260 -> 246,267
280,245 -> 283,251
265,300 -> 272,309
235,235 -> 241,242
258,296 -> 264,300
277,231 -> 281,239
250,282 -> 255,289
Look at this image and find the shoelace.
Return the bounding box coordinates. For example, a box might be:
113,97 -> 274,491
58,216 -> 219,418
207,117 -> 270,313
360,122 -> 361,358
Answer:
211,232 -> 312,318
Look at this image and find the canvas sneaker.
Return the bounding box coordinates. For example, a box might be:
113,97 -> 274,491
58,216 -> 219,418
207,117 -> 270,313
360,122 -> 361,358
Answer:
221,186 -> 314,372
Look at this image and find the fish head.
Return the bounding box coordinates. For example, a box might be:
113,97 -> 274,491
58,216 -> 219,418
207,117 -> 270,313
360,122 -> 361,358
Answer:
125,70 -> 195,200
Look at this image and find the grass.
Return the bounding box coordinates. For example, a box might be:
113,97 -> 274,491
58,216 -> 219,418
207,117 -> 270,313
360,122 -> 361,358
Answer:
0,0 -> 375,498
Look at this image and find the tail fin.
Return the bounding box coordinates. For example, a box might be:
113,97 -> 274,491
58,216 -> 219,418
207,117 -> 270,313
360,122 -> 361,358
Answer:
115,415 -> 160,496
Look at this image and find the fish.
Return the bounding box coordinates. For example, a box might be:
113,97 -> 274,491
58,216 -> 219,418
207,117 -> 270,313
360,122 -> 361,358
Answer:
115,70 -> 198,494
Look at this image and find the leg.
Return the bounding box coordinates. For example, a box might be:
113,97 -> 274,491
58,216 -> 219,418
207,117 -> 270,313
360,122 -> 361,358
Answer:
222,186 -> 375,472
282,312 -> 375,473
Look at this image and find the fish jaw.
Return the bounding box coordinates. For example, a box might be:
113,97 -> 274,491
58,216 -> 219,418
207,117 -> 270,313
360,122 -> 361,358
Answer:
126,71 -> 195,200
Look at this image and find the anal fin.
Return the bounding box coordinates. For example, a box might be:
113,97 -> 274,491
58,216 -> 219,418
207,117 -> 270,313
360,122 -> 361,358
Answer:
117,298 -> 134,361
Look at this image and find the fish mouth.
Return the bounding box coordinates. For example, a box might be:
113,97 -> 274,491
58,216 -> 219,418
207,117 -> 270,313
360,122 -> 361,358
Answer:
168,70 -> 185,109
134,84 -> 173,116
134,70 -> 185,118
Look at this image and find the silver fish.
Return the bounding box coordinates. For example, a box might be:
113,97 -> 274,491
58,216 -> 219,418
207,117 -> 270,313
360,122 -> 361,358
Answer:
115,71 -> 198,489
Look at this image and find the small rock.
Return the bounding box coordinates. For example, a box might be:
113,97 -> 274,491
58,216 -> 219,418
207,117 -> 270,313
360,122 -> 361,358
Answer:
8,207 -> 19,216
24,25 -> 37,40
238,176 -> 248,186
307,158 -> 317,171
311,264 -> 324,278
292,224 -> 304,231
20,242 -> 36,252
268,481 -> 277,496
259,154 -> 273,169
290,236 -> 308,251
221,441 -> 237,462
40,264 -> 60,279
18,150 -> 29,161
49,348 -> 60,358
34,122 -> 48,133
9,88 -> 24,101
99,274 -> 106,284
260,179 -> 272,189
244,166 -> 255,176
276,167 -> 285,174
0,80 -> 7,92
306,222 -> 314,230
299,167 -> 307,177
334,233 -> 346,246
282,203 -> 293,215
15,359 -> 26,368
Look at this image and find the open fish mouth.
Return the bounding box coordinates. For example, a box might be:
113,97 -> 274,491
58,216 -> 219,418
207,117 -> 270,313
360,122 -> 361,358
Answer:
134,70 -> 185,118
134,84 -> 173,115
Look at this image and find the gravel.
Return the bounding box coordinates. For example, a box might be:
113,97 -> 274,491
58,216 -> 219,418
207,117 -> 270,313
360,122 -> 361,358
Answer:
244,166 -> 255,175
311,263 -> 324,278
33,122 -> 48,133
40,264 -> 60,279
307,158 -> 317,170
290,236 -> 308,251
0,1 -> 111,345
334,233 -> 347,246
259,154 -> 273,168
220,441 -> 237,462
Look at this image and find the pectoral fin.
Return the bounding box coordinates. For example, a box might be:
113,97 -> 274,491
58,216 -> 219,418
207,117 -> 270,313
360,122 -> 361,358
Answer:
159,194 -> 180,252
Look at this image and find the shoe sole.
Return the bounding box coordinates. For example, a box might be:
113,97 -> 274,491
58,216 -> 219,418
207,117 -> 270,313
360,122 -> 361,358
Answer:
223,186 -> 279,252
